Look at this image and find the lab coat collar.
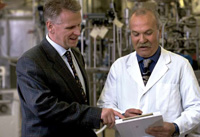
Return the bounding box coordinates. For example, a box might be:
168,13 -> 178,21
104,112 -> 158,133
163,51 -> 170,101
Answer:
146,47 -> 170,91
126,47 -> 171,93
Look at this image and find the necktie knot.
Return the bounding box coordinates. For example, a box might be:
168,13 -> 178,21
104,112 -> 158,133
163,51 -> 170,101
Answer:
143,59 -> 152,69
65,51 -> 72,62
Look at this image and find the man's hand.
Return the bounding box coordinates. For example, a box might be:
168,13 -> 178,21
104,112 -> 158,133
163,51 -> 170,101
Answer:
145,122 -> 175,137
101,108 -> 124,128
124,108 -> 142,117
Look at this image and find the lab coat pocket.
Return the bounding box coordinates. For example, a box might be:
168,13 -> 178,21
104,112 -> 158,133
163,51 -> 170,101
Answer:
155,83 -> 179,115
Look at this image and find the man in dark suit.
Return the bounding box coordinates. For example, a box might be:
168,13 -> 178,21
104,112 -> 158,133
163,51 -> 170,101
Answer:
16,0 -> 124,136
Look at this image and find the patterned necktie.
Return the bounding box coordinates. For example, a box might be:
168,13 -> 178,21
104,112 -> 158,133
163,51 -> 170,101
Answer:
142,59 -> 152,86
65,51 -> 87,103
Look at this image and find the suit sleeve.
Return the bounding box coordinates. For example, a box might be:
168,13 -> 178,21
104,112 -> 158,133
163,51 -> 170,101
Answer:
16,56 -> 102,129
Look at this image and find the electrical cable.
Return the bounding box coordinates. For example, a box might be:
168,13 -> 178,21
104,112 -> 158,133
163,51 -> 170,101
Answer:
95,125 -> 107,135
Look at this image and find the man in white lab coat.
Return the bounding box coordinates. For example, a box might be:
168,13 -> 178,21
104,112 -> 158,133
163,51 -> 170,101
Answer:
97,7 -> 200,137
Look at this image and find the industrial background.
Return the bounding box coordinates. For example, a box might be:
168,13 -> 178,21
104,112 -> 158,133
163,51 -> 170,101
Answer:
0,0 -> 200,137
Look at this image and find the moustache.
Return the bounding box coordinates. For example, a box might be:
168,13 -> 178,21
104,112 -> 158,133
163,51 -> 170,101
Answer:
137,42 -> 151,48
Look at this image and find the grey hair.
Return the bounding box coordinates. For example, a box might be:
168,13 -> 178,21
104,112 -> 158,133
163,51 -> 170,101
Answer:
44,0 -> 81,23
131,7 -> 162,29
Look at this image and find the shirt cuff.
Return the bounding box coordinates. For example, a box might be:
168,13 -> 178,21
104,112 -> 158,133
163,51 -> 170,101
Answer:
172,123 -> 180,136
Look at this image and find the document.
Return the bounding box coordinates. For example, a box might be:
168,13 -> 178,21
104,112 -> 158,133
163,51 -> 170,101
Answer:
115,112 -> 163,137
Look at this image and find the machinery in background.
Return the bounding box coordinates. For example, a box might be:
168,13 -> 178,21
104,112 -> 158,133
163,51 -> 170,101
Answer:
0,66 -> 21,137
158,0 -> 199,70
80,0 -> 200,106
0,0 -> 199,111
0,0 -> 200,136
0,89 -> 21,137
0,66 -> 10,116
1,0 -> 199,107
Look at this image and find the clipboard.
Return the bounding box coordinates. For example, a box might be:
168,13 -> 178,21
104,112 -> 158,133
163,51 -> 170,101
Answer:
115,112 -> 163,137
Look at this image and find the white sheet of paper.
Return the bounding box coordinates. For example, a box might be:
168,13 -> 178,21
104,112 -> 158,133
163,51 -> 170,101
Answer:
113,17 -> 124,28
90,26 -> 100,39
99,26 -> 108,39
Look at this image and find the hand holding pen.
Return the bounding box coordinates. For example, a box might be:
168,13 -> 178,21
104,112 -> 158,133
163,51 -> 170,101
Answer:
124,108 -> 143,118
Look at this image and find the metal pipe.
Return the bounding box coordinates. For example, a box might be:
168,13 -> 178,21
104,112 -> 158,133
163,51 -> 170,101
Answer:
93,73 -> 96,106
108,43 -> 111,67
161,20 -> 167,48
196,24 -> 199,67
93,38 -> 97,68
117,27 -> 122,57
120,27 -> 122,56
123,8 -> 130,52
80,28 -> 85,55
112,23 -> 116,63
6,17 -> 10,57
123,28 -> 130,52
87,22 -> 92,67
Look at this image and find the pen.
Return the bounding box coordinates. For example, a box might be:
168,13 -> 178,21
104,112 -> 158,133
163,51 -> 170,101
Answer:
122,113 -> 153,121
116,113 -> 142,119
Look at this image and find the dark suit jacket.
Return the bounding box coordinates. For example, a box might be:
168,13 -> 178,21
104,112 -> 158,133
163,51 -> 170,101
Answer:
16,38 -> 102,137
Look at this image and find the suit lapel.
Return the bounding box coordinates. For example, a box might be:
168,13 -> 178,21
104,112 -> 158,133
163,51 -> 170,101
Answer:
41,39 -> 87,104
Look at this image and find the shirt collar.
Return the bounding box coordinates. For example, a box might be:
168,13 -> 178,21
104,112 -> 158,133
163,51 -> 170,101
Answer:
46,34 -> 71,57
137,46 -> 161,63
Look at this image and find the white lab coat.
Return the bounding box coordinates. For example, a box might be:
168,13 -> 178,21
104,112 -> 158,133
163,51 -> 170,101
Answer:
97,47 -> 200,137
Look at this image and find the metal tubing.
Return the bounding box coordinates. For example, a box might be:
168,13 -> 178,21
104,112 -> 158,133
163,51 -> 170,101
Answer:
112,23 -> 116,63
80,28 -> 85,55
161,20 -> 167,48
93,73 -> 96,106
93,38 -> 97,68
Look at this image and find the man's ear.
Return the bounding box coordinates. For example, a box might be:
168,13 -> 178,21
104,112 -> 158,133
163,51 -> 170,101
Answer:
46,21 -> 54,34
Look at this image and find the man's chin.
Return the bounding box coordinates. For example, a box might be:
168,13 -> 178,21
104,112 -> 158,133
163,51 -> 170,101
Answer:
137,51 -> 152,58
68,42 -> 78,48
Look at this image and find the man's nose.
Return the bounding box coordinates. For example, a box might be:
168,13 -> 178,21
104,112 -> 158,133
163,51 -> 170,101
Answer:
139,34 -> 147,43
74,26 -> 81,36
